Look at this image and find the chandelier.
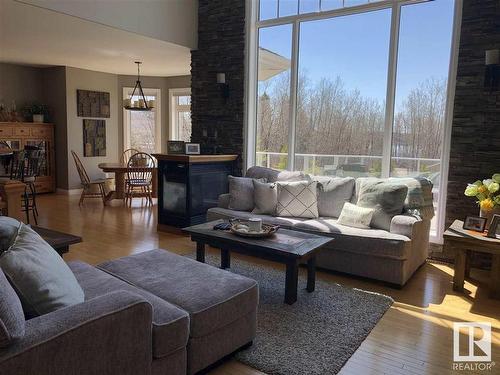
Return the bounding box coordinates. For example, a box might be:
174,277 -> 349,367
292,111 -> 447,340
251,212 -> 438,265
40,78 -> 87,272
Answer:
123,62 -> 155,111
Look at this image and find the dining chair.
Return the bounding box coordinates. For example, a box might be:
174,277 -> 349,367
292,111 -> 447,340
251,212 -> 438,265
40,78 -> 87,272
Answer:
125,152 -> 155,207
121,148 -> 141,164
22,146 -> 44,223
71,150 -> 108,206
8,151 -> 34,224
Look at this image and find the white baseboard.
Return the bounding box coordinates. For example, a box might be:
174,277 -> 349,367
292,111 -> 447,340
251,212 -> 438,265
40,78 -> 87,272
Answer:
56,188 -> 82,195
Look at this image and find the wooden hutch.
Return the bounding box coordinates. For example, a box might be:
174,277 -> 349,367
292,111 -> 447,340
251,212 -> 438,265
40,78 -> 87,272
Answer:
0,122 -> 56,193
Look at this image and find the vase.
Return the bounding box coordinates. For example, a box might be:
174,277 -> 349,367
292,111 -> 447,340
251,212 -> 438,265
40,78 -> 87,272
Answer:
480,207 -> 500,229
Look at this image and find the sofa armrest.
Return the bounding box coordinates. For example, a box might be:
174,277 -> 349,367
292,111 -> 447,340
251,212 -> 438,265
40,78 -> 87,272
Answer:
390,214 -> 422,239
218,193 -> 230,208
0,291 -> 153,375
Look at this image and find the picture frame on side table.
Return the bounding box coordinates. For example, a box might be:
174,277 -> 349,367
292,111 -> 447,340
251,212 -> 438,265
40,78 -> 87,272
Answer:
487,214 -> 500,239
167,141 -> 185,155
185,143 -> 201,155
463,216 -> 487,232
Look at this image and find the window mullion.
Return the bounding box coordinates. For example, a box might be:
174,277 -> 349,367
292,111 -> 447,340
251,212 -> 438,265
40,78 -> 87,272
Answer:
381,3 -> 401,178
288,19 -> 300,171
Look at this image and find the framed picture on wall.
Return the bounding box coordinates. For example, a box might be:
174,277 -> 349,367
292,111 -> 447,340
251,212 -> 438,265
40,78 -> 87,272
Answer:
167,141 -> 185,154
185,143 -> 200,155
77,90 -> 110,118
83,119 -> 106,156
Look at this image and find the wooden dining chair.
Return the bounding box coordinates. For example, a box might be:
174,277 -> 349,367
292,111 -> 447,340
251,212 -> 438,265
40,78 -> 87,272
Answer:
9,150 -> 37,224
125,152 -> 155,207
121,148 -> 140,164
71,150 -> 107,206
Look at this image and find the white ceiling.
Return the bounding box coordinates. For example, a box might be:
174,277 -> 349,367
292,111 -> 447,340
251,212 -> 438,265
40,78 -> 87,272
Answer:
0,0 -> 192,76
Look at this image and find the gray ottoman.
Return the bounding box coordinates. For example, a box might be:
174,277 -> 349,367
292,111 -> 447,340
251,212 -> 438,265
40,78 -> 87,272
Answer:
98,249 -> 258,375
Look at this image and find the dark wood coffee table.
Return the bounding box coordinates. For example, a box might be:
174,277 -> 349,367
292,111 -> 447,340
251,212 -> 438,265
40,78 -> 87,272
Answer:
183,220 -> 334,304
32,226 -> 82,257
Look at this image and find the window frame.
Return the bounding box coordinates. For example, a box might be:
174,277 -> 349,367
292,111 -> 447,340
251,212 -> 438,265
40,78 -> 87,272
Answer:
169,88 -> 192,141
245,0 -> 462,243
122,87 -> 162,154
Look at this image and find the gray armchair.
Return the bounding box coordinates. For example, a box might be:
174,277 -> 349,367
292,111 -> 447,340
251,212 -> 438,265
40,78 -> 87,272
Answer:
0,291 -> 153,375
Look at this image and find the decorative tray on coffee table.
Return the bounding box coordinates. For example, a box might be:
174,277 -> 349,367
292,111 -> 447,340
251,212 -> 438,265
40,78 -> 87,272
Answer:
229,219 -> 279,238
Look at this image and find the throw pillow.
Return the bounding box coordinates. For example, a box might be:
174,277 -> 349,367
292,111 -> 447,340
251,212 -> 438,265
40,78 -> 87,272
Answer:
0,223 -> 85,317
276,170 -> 306,182
356,180 -> 408,230
228,176 -> 266,211
0,268 -> 25,348
252,180 -> 278,215
337,202 -> 375,229
309,175 -> 355,218
0,216 -> 21,254
276,181 -> 319,218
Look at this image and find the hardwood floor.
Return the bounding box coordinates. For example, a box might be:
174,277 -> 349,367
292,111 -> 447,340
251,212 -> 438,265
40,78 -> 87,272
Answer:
36,194 -> 500,375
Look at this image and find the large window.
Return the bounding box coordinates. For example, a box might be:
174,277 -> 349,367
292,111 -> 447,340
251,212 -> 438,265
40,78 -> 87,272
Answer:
248,0 -> 458,241
256,24 -> 292,169
123,88 -> 161,154
169,89 -> 192,142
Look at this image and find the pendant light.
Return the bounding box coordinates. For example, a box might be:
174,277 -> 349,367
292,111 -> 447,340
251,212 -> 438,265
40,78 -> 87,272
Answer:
123,62 -> 155,111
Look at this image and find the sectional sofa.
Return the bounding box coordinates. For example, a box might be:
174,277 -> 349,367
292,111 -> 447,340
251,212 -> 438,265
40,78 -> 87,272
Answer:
0,217 -> 258,375
208,166 -> 434,286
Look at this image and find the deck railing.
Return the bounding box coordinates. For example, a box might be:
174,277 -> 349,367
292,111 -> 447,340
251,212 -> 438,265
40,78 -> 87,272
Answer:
256,151 -> 440,178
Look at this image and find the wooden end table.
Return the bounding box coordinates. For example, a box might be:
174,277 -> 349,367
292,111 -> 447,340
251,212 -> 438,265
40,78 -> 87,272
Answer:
443,219 -> 500,299
183,220 -> 334,305
32,226 -> 82,257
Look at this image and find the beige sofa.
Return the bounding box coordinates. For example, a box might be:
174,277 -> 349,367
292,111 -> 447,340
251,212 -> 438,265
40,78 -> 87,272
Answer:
207,166 -> 433,286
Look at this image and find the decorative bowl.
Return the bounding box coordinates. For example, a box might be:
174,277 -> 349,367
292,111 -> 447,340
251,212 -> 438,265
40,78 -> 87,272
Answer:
229,219 -> 279,238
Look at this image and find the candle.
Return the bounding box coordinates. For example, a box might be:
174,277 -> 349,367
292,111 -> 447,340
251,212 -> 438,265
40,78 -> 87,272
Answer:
139,99 -> 145,108
148,100 -> 155,108
123,98 -> 131,107
133,100 -> 139,108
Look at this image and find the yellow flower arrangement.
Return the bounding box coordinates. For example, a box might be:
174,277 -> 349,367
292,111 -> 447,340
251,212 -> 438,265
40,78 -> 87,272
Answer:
464,173 -> 500,211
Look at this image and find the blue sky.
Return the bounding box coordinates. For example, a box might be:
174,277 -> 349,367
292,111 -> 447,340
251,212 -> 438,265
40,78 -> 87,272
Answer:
259,0 -> 455,107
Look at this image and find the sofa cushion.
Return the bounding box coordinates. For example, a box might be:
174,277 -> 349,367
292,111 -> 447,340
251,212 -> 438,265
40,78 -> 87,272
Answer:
207,208 -> 411,260
252,180 -> 277,215
276,181 -> 319,218
337,202 -> 374,229
228,176 -> 265,211
309,176 -> 355,218
68,261 -> 189,359
207,207 -> 308,227
246,166 -> 305,182
294,218 -> 411,260
98,249 -> 258,339
0,223 -> 84,318
0,268 -> 25,348
356,179 -> 408,230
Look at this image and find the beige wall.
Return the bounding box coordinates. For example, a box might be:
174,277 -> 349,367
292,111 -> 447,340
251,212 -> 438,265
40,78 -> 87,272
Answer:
21,0 -> 198,49
0,63 -> 45,110
65,67 -> 119,189
117,74 -> 190,153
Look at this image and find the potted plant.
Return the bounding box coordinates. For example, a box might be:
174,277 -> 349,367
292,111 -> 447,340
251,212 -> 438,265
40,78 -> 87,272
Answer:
22,104 -> 49,123
464,173 -> 500,228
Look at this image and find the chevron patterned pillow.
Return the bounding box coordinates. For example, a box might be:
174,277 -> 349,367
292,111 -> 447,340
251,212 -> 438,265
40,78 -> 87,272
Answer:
276,181 -> 319,218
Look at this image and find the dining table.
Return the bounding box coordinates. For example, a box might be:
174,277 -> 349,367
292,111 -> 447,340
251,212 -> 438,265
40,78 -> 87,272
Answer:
97,162 -> 157,201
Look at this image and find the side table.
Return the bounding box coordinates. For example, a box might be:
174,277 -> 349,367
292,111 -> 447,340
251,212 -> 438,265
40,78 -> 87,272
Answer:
443,219 -> 500,299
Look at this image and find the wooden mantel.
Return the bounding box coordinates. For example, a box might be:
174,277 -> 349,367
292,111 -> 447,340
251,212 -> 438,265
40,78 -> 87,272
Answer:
152,154 -> 238,163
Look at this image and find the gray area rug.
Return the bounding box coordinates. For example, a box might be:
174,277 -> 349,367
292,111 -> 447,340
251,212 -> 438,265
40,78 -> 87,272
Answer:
187,253 -> 393,375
